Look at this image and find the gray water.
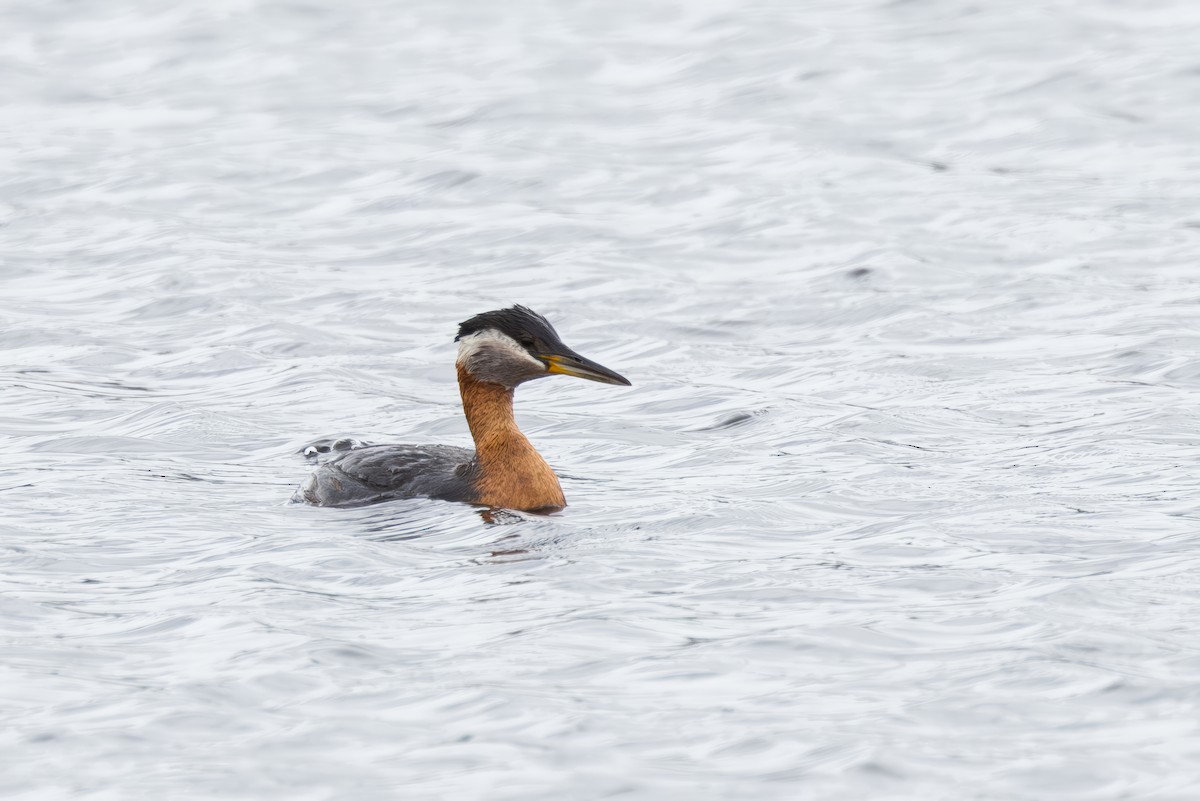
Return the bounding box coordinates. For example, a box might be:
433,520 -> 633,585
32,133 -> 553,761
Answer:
4,1 -> 1200,798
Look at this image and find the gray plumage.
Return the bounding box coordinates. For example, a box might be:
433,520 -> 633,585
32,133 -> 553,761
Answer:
295,444 -> 480,507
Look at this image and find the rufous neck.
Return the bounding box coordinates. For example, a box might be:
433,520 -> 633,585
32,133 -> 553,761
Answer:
457,364 -> 525,453
455,363 -> 566,510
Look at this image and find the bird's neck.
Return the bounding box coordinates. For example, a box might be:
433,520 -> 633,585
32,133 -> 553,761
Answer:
457,364 -> 565,511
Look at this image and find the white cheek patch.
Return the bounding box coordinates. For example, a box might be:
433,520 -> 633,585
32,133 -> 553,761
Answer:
456,329 -> 534,364
457,329 -> 547,386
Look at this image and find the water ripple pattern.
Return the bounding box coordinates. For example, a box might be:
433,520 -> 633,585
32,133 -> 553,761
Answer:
3,1 -> 1200,799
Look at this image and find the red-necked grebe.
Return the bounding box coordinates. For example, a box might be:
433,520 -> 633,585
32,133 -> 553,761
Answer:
295,305 -> 631,511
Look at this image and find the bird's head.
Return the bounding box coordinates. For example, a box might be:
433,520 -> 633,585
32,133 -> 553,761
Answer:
455,305 -> 631,389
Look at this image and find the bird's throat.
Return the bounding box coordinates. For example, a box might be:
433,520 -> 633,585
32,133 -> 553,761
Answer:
457,364 -> 566,511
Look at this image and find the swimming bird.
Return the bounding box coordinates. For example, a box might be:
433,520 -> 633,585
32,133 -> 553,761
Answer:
296,305 -> 630,511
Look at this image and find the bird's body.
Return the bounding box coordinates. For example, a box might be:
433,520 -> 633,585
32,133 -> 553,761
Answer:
296,443 -> 479,507
295,306 -> 629,512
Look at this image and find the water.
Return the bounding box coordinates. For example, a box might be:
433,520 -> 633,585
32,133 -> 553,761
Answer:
4,1 -> 1200,798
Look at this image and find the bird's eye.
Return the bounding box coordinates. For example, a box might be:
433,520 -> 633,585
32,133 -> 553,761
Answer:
520,338 -> 536,349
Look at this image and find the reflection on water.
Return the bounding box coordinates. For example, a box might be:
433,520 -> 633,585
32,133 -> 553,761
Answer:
4,0 -> 1200,798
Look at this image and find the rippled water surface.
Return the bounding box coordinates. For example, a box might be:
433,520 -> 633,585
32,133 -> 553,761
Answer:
4,1 -> 1200,798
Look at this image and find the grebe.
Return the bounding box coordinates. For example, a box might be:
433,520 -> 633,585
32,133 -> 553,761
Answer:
295,305 -> 630,511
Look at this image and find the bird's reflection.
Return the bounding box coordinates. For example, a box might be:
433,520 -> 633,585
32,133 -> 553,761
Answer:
477,507 -> 530,525
342,501 -> 547,564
